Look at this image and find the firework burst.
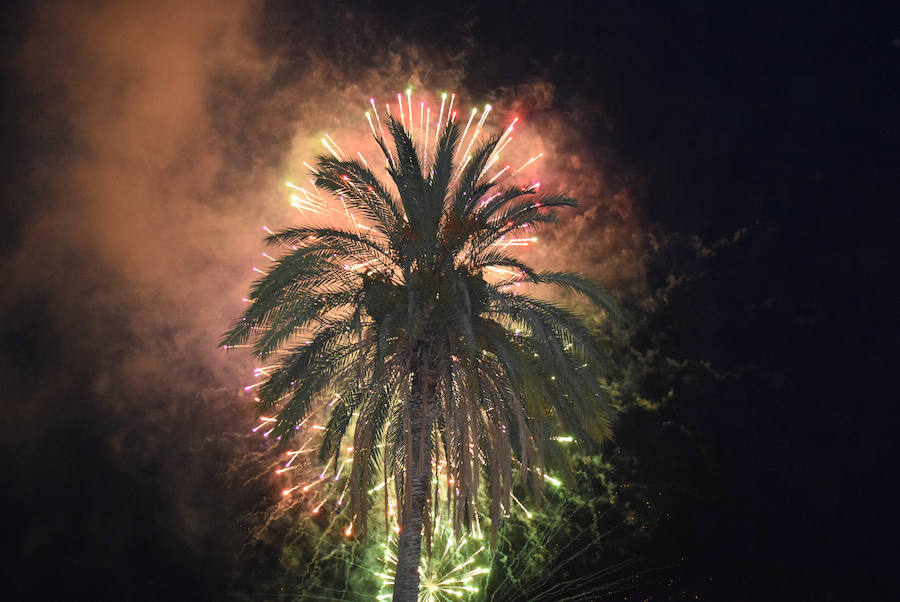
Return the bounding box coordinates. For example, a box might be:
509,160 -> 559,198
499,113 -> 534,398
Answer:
222,84 -> 621,602
376,518 -> 490,601
233,88 -> 549,530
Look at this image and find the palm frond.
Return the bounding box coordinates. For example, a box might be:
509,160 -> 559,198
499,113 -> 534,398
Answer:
313,156 -> 404,234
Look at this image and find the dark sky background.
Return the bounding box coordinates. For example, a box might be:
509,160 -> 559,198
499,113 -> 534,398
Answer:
1,1 -> 897,600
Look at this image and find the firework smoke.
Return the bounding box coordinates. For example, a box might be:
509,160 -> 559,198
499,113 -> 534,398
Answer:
2,0 -> 648,597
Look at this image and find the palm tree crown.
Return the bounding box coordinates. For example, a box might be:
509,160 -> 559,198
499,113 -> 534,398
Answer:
223,113 -> 619,601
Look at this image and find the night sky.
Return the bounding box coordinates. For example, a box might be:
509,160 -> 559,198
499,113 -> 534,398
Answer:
2,1 -> 897,600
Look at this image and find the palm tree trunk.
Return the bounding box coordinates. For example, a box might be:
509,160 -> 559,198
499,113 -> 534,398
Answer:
393,363 -> 434,601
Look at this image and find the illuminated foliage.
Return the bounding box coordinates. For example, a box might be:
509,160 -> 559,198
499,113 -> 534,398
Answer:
224,92 -> 619,600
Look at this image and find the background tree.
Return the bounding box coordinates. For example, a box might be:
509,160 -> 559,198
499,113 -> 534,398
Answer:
223,115 -> 619,601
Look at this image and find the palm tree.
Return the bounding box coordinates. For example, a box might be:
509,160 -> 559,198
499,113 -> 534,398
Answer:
223,114 -> 619,601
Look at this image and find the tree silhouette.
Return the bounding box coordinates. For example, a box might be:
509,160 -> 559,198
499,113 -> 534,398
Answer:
223,114 -> 619,601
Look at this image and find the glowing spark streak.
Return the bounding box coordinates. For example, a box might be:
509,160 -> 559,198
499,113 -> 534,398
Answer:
302,477 -> 324,492
338,196 -> 355,231
424,107 -> 430,164
486,265 -> 518,277
419,100 -> 425,142
542,473 -> 562,487
283,416 -> 316,453
442,530 -> 455,558
290,195 -> 328,216
478,155 -> 499,179
514,153 -> 544,173
284,449 -> 303,467
450,154 -> 471,187
496,117 -> 518,151
357,151 -> 369,169
406,89 -> 413,136
296,185 -> 330,206
459,108 -> 477,155
368,476 -> 395,494
511,492 -> 533,518
492,135 -> 513,161
456,104 -> 492,179
445,549 -> 484,576
366,111 -> 378,138
344,260 -> 371,271
263,225 -> 274,235
282,485 -> 299,496
252,266 -> 265,274
333,457 -> 350,481
488,164 -> 511,183
325,134 -> 347,159
251,415 -> 276,431
494,236 -> 537,247
397,93 -> 404,128
479,192 -> 501,207
476,104 -> 493,130
321,137 -> 342,160
370,98 -> 386,141
492,236 -> 537,248
447,93 -> 455,123
453,534 -> 469,557
436,92 -> 446,137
